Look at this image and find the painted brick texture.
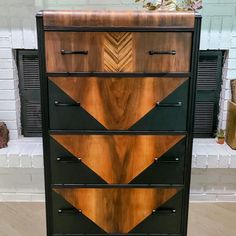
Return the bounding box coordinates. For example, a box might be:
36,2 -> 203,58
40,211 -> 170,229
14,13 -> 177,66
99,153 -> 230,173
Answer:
0,1 -> 236,202
0,0 -> 236,138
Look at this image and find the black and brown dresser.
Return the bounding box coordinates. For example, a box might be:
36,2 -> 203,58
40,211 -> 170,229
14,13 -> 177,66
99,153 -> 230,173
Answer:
36,10 -> 201,236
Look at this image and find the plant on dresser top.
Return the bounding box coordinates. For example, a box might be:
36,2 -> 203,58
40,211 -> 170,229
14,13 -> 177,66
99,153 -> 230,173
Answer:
135,0 -> 203,11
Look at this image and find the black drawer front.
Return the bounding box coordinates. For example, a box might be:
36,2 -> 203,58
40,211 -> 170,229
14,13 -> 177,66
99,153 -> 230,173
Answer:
51,189 -> 183,235
50,136 -> 186,185
48,79 -> 189,131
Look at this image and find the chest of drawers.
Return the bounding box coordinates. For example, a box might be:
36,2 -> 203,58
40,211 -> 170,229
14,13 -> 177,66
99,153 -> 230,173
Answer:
37,10 -> 201,236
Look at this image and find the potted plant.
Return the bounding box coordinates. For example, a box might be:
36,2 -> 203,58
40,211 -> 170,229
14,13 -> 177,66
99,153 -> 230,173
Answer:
216,129 -> 225,145
134,0 -> 203,11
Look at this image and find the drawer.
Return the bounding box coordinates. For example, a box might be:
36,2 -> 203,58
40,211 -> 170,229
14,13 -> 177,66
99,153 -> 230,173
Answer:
48,77 -> 189,131
50,134 -> 186,185
51,188 -> 183,234
45,32 -> 192,73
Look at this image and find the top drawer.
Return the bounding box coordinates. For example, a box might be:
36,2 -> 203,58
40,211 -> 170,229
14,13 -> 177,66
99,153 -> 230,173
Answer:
45,32 -> 192,73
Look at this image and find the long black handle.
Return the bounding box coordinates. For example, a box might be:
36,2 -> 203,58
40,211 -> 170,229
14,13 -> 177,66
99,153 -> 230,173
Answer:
56,156 -> 82,163
61,49 -> 88,55
156,101 -> 182,107
58,208 -> 175,215
154,157 -> 180,164
152,208 -> 176,214
54,101 -> 80,107
149,50 -> 176,55
58,208 -> 82,215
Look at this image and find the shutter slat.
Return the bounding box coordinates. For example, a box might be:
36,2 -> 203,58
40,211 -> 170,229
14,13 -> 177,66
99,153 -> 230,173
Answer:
194,103 -> 214,132
194,51 -> 223,138
22,55 -> 40,90
18,50 -> 42,137
197,57 -> 219,91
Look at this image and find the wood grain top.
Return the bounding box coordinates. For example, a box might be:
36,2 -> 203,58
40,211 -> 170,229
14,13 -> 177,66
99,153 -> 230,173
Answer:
42,10 -> 195,28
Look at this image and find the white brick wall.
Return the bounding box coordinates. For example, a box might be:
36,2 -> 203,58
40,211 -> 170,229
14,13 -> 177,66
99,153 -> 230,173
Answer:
199,0 -> 236,130
0,0 -> 236,201
0,0 -> 236,138
191,169 -> 236,202
0,138 -> 44,201
0,168 -> 44,202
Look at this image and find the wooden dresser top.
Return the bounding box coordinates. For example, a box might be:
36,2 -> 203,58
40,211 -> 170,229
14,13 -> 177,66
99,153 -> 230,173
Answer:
40,10 -> 196,28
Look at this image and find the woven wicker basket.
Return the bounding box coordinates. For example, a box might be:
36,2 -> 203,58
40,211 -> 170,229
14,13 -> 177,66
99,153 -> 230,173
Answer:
231,79 -> 236,103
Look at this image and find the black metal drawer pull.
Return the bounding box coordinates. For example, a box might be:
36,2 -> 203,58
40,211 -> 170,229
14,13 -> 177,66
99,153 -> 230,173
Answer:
152,208 -> 176,214
154,157 -> 180,163
149,50 -> 176,55
54,101 -> 81,107
61,49 -> 88,55
58,208 -> 82,215
156,102 -> 182,107
56,157 -> 82,163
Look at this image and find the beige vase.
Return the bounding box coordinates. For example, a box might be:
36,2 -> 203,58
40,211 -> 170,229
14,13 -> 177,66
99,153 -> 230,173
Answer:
231,79 -> 236,103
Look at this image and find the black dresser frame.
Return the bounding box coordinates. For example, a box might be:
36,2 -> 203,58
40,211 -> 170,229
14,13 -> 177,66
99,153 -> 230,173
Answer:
36,11 -> 202,236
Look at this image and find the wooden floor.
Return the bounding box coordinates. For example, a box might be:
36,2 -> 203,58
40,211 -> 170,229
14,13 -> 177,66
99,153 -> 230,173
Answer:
0,203 -> 236,236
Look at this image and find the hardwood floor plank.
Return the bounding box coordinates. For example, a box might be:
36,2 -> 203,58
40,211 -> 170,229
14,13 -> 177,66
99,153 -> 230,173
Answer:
188,203 -> 236,236
0,203 -> 46,236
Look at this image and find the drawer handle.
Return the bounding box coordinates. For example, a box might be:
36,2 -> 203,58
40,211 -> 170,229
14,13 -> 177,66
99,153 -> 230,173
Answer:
61,49 -> 88,55
54,101 -> 81,107
156,101 -> 182,107
149,50 -> 176,55
58,208 -> 82,215
152,208 -> 176,214
154,157 -> 180,164
56,157 -> 82,163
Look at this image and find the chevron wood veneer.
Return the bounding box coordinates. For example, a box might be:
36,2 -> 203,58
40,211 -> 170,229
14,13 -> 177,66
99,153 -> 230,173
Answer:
53,187 -> 179,233
51,134 -> 185,184
104,32 -> 133,72
45,32 -> 192,73
49,77 -> 188,130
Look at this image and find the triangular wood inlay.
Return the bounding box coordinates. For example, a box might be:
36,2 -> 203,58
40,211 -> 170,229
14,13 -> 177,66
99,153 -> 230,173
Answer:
51,135 -> 185,184
53,187 -> 179,233
49,77 -> 188,130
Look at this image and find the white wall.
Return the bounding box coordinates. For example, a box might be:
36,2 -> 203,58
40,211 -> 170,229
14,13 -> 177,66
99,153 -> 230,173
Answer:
0,0 -> 38,139
0,0 -> 236,202
200,0 -> 236,130
0,0 -> 236,139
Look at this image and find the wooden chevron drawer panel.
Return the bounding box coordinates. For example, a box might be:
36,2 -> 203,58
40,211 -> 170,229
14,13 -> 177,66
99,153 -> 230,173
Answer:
52,187 -> 181,234
48,76 -> 189,130
45,32 -> 192,73
50,135 -> 186,185
50,134 -> 185,184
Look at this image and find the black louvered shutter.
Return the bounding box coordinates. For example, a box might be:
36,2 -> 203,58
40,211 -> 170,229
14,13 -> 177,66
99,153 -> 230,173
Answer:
194,50 -> 224,138
18,50 -> 42,137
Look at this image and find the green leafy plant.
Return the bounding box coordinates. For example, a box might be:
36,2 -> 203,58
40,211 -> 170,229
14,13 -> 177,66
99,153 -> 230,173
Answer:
216,129 -> 225,139
135,0 -> 202,11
